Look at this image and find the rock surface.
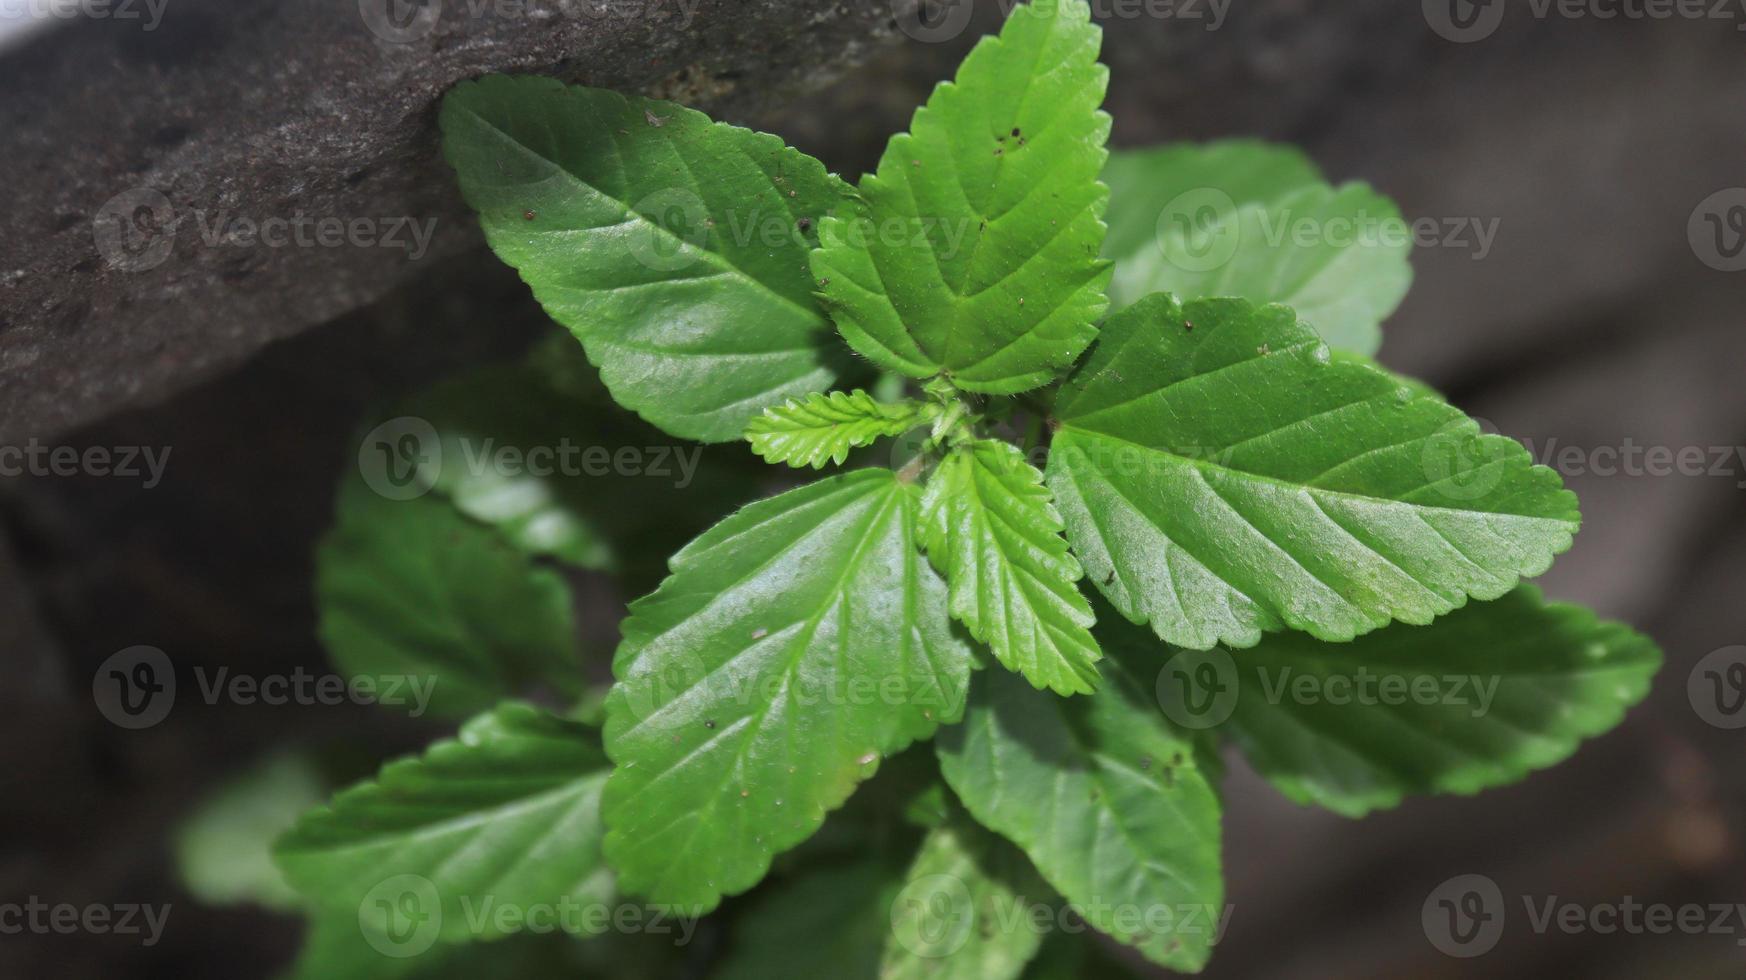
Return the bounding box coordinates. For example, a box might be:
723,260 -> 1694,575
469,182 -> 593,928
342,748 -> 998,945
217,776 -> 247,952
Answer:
0,0 -> 917,445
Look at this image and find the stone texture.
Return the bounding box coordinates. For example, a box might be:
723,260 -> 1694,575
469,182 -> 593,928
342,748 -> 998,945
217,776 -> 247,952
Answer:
0,0 -> 918,446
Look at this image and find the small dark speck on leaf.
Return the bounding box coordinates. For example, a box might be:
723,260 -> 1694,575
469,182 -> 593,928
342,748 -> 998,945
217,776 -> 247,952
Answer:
1172,752 -> 1184,765
818,277 -> 830,287
1103,570 -> 1115,585
797,217 -> 811,232
523,209 -> 537,221
1183,320 -> 1194,332
704,719 -> 717,729
1139,756 -> 1152,770
1011,127 -> 1021,137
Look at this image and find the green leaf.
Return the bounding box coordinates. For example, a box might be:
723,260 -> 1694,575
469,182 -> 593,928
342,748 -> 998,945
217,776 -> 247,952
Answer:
1102,141 -> 1412,356
1217,586 -> 1662,817
1048,293 -> 1580,651
395,363 -> 620,570
882,816 -> 1052,980
937,654 -> 1225,972
920,439 -> 1101,695
316,475 -> 579,720
746,390 -> 929,469
275,703 -> 613,943
175,752 -> 325,912
812,0 -> 1112,393
716,858 -> 903,980
442,75 -> 852,442
602,470 -> 975,911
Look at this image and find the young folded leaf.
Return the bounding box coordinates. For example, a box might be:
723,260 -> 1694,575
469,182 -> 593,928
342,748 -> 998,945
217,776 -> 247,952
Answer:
812,0 -> 1112,393
937,657 -> 1224,972
1048,293 -> 1580,651
1215,585 -> 1661,816
1102,141 -> 1412,357
602,470 -> 974,911
442,75 -> 851,442
921,439 -> 1102,695
745,390 -> 928,469
274,703 -> 612,941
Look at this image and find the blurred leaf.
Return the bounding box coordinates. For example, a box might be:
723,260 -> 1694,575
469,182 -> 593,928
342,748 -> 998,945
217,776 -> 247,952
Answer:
275,703 -> 613,943
1102,140 -> 1412,356
177,752 -> 326,913
316,476 -> 579,720
1219,586 -> 1662,816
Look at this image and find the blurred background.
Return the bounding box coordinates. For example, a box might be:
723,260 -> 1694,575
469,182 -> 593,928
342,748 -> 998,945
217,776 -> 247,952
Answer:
2,0 -> 1743,976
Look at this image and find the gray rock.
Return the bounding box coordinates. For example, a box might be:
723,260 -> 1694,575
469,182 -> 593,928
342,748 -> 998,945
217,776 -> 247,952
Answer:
0,0 -> 918,445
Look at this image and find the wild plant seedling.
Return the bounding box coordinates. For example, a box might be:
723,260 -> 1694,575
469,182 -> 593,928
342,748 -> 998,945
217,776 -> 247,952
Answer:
270,1 -> 1661,974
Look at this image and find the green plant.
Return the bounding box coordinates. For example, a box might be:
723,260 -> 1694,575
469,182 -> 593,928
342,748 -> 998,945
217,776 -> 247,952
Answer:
270,1 -> 1662,975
